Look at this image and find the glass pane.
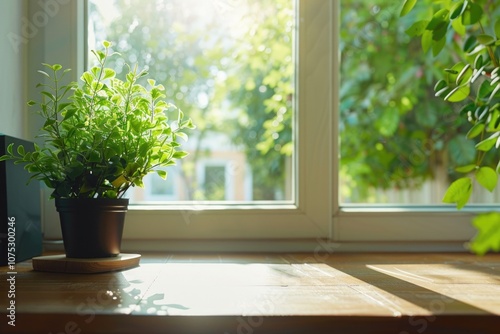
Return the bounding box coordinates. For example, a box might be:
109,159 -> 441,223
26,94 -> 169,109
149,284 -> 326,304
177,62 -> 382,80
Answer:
340,1 -> 500,205
204,165 -> 226,200
88,0 -> 295,203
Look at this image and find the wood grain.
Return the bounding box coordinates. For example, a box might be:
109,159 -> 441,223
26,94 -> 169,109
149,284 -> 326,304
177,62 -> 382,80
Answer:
1,253 -> 500,333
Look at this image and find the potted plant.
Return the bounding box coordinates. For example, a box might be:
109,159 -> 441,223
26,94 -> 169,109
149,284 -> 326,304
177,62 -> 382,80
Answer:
401,0 -> 500,254
0,41 -> 195,258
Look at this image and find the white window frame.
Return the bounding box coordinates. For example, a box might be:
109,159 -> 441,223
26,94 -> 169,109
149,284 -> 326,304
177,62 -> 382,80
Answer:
33,0 -> 478,252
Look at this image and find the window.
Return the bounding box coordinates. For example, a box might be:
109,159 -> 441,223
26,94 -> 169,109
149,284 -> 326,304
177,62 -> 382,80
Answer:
34,0 -> 478,251
339,0 -> 500,206
88,0 -> 295,204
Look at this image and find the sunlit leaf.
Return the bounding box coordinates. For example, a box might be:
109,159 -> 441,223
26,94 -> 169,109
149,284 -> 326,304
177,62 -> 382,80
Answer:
156,170 -> 168,180
469,213 -> 500,255
400,0 -> 417,17
476,166 -> 497,192
451,16 -> 466,35
442,177 -> 472,209
476,133 -> 500,151
421,30 -> 432,53
466,122 -> 485,139
405,20 -> 429,37
455,63 -> 472,85
455,164 -> 477,173
444,85 -> 470,102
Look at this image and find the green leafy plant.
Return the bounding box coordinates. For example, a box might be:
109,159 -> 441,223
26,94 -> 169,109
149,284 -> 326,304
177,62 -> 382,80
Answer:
401,0 -> 500,254
0,41 -> 195,199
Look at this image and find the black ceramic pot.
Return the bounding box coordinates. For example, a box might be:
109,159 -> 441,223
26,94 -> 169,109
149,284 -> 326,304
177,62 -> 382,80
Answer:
55,198 -> 129,259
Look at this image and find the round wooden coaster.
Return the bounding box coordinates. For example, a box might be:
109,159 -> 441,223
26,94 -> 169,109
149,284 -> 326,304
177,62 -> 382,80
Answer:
32,253 -> 141,274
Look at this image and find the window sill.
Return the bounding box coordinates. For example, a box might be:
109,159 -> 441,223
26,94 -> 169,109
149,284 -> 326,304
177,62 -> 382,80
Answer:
2,252 -> 500,333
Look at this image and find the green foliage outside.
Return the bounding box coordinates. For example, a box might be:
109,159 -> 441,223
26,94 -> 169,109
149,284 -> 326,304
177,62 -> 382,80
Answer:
340,0 -> 477,202
401,0 -> 500,254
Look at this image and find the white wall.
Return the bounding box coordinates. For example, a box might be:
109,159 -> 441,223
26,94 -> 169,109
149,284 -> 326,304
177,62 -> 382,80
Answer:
0,0 -> 27,139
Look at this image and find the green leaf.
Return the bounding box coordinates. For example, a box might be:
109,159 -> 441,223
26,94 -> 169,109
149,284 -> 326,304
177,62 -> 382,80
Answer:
476,167 -> 498,192
475,105 -> 489,121
405,20 -> 429,37
62,108 -> 77,121
463,35 -> 477,52
455,63 -> 472,85
40,91 -> 55,101
459,103 -> 475,116
6,143 -> 14,155
432,23 -> 448,41
444,85 -> 470,102
88,150 -> 101,163
426,9 -> 449,30
57,102 -> 71,113
156,170 -> 167,180
400,0 -> 417,17
466,122 -> 485,139
442,177 -> 472,209
434,79 -> 447,92
478,80 -> 494,99
462,3 -> 483,25
490,110 -> 500,131
16,145 -> 25,156
451,17 -> 466,35
172,151 -> 188,159
469,212 -> 500,255
81,72 -> 94,85
488,83 -> 500,104
37,70 -> 51,78
102,40 -> 112,48
466,44 -> 486,56
103,68 -> 116,80
421,30 -> 432,53
476,133 -> 500,151
450,0 -> 467,20
473,54 -> 483,70
477,34 -> 496,46
455,164 -> 477,173
432,36 -> 446,56
495,20 -> 500,39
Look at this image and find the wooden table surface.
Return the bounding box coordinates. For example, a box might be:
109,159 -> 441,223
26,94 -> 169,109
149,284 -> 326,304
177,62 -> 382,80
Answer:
1,252 -> 500,333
